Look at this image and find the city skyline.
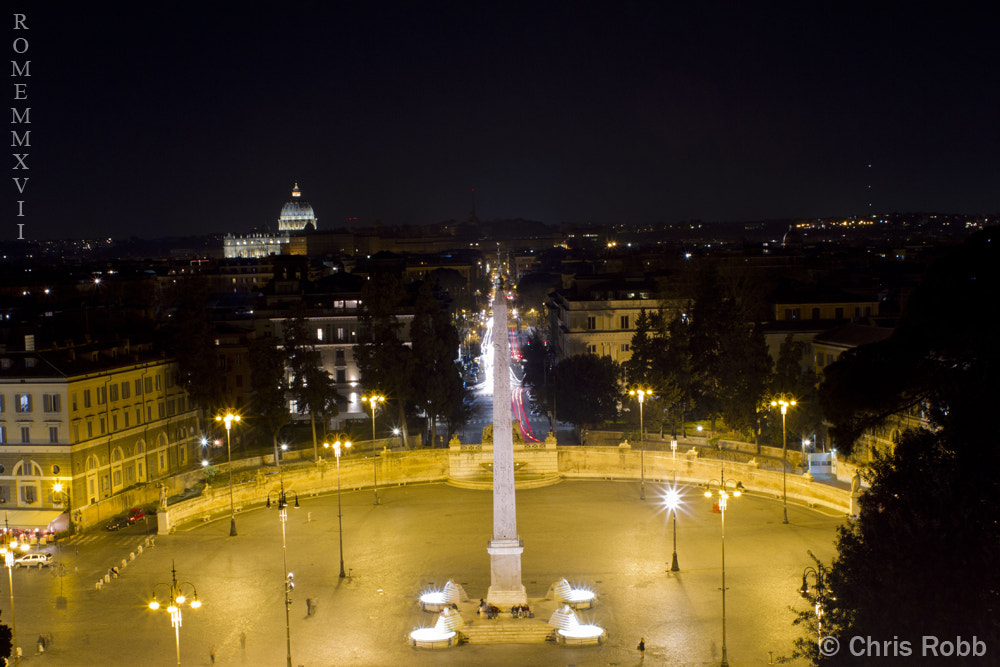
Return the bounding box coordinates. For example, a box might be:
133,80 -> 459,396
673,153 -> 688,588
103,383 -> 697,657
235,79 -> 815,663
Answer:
11,3 -> 1000,241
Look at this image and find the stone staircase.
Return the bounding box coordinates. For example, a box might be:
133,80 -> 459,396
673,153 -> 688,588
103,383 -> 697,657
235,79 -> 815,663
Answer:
460,618 -> 555,644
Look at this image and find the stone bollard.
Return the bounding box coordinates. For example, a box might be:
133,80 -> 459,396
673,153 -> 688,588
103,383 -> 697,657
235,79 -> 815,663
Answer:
137,545 -> 143,554
129,552 -> 136,561
104,574 -> 110,584
96,580 -> 103,590
122,559 -> 128,569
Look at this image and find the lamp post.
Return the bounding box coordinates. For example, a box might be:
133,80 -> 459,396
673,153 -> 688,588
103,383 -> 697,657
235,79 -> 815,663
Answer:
267,480 -> 298,667
800,566 -> 826,655
52,482 -> 72,535
360,393 -> 385,506
148,561 -> 201,667
215,412 -> 241,537
704,468 -> 745,667
629,388 -> 651,500
770,398 -> 796,524
664,487 -> 681,572
1,515 -> 29,664
324,436 -> 352,577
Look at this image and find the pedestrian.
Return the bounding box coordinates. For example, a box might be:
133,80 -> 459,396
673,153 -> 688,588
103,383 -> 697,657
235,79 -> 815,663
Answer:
37,634 -> 45,654
209,645 -> 215,665
637,637 -> 645,659
306,597 -> 313,616
240,631 -> 246,649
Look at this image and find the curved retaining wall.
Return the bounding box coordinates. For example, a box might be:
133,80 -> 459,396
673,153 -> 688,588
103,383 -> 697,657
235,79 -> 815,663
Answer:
156,445 -> 853,533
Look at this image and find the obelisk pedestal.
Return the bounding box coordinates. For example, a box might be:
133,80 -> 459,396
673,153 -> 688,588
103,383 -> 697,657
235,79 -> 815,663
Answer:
486,285 -> 527,606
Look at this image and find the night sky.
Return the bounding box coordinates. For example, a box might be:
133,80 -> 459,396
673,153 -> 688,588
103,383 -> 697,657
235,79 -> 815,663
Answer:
12,3 -> 1000,241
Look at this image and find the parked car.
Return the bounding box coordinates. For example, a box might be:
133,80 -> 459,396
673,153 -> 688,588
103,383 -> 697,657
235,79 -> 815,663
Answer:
15,553 -> 53,568
105,516 -> 129,531
127,507 -> 147,524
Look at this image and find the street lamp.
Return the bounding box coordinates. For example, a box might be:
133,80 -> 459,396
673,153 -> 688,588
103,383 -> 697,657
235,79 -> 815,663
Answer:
52,482 -> 73,535
215,411 -> 241,536
770,398 -> 796,524
267,480 -> 298,667
148,561 -> 201,667
629,388 -> 652,500
800,566 -> 826,655
323,436 -> 352,577
704,468 -> 745,667
360,393 -> 385,506
1,515 -> 29,664
663,487 -> 681,572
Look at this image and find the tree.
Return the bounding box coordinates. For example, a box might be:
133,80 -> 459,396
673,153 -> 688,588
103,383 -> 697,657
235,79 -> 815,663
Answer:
794,229 -> 1000,663
283,307 -> 339,460
768,333 -> 822,450
409,281 -> 468,446
354,271 -> 416,448
0,612 -> 11,664
248,335 -> 291,461
715,322 -> 772,442
169,277 -> 226,413
553,354 -> 621,435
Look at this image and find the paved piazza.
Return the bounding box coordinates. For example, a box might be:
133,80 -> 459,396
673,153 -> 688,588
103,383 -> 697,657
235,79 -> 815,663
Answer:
4,480 -> 843,666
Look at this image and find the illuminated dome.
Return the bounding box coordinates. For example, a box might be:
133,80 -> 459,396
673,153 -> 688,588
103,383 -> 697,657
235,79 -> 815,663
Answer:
278,183 -> 317,231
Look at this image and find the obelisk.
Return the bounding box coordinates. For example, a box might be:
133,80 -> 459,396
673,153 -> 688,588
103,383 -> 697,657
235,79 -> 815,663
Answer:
486,283 -> 527,606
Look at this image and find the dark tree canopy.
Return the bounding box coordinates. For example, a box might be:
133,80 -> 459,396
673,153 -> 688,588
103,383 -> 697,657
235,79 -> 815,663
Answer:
797,229 -> 1000,663
553,354 -> 620,431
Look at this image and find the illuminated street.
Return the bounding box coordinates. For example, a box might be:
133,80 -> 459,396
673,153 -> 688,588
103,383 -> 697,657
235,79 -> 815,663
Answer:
4,481 -> 842,666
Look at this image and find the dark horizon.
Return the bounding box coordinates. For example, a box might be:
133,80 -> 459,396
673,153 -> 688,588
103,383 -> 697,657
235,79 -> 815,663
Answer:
10,4 -> 999,242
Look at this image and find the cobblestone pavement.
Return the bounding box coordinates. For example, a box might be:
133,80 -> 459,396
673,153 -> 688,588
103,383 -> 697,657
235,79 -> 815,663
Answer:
2,479 -> 844,666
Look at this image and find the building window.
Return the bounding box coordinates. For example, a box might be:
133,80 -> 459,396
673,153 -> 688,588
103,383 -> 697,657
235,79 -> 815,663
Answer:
335,350 -> 346,366
621,343 -> 631,352
135,379 -> 142,396
0,395 -> 5,412
112,414 -> 118,430
158,403 -> 165,419
99,417 -> 106,435
124,411 -> 130,428
15,394 -> 32,413
87,422 -> 93,438
83,389 -> 91,408
20,427 -> 30,444
145,377 -> 153,394
121,381 -> 130,399
21,486 -> 36,504
159,453 -> 166,471
0,426 -> 5,444
109,384 -> 119,402
586,316 -> 596,330
49,427 -> 58,444
155,375 -> 162,391
43,393 -> 61,412
97,386 -> 107,405
336,369 -> 347,383
620,315 -> 629,329
588,344 -> 598,354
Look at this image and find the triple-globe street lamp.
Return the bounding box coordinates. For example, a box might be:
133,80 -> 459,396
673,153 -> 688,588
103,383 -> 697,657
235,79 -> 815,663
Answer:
770,398 -> 796,524
800,566 -> 827,655
704,468 -> 745,667
266,471 -> 299,667
323,436 -> 352,577
147,561 -> 201,667
629,388 -> 652,500
360,393 -> 385,506
215,411 -> 241,536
